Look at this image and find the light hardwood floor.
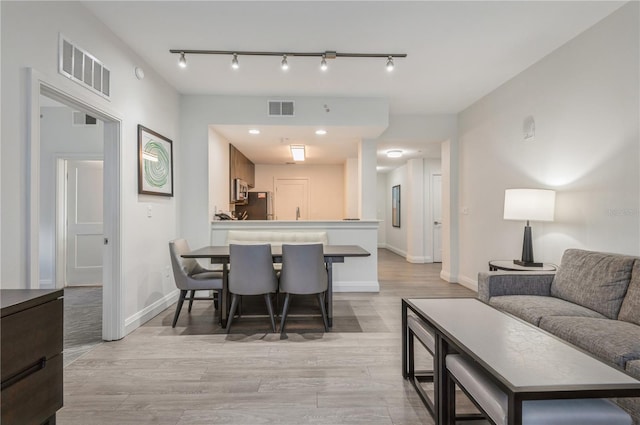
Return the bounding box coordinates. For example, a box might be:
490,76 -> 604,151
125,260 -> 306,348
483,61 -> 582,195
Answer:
58,249 -> 477,425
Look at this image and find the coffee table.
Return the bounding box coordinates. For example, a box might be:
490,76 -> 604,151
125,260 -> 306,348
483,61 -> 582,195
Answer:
402,298 -> 640,425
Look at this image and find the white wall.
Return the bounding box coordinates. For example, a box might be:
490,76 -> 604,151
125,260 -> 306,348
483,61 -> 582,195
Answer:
384,164 -> 408,256
39,105 -> 104,286
253,164 -> 345,220
376,173 -> 387,246
457,3 -> 639,289
208,128 -> 230,218
1,2 -> 180,333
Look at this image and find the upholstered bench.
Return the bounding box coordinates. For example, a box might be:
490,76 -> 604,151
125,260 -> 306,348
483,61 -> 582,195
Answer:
446,354 -> 632,425
226,230 -> 328,246
406,315 -> 436,415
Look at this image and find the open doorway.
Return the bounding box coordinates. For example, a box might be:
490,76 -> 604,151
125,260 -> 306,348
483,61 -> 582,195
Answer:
39,98 -> 106,361
29,69 -> 123,342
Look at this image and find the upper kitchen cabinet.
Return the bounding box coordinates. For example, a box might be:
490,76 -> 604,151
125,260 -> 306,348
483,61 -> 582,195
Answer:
229,144 -> 255,188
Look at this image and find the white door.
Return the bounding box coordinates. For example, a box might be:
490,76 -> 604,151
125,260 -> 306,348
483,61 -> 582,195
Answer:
432,174 -> 443,263
66,160 -> 104,286
275,178 -> 309,220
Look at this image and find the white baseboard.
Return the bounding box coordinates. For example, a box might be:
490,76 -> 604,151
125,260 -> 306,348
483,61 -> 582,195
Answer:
440,270 -> 456,283
406,255 -> 433,264
377,242 -> 387,248
333,280 -> 379,292
457,274 -> 478,292
124,289 -> 180,335
385,245 -> 407,258
39,279 -> 54,289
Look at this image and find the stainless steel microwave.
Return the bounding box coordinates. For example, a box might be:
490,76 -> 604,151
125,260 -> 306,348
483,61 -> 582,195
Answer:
231,178 -> 248,203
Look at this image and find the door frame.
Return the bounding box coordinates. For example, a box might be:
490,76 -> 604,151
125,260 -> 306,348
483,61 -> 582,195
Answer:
55,155 -> 104,289
431,173 -> 443,263
28,68 -> 124,341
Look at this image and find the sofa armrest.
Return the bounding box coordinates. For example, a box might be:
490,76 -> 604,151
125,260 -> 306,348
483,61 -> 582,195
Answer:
477,271 -> 556,302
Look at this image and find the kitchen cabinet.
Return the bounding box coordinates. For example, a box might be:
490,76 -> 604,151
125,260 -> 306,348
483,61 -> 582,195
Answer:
229,144 -> 255,188
1,289 -> 64,425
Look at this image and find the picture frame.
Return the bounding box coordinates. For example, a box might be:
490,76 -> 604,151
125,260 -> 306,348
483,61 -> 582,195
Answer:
392,185 -> 401,228
138,125 -> 174,197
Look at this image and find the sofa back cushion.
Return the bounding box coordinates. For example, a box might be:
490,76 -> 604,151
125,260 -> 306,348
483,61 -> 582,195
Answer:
618,260 -> 640,325
550,249 -> 635,319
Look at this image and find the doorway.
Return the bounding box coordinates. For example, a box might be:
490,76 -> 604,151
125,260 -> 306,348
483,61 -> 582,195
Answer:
432,174 -> 443,263
29,69 -> 123,341
61,159 -> 104,286
274,178 -> 309,220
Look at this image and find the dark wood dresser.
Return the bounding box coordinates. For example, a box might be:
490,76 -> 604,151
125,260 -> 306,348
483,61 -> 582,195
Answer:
1,289 -> 64,425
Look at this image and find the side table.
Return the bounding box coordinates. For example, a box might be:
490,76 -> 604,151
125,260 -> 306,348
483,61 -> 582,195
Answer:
489,260 -> 557,272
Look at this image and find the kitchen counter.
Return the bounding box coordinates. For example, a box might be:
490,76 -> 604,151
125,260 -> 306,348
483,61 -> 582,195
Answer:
211,220 -> 379,292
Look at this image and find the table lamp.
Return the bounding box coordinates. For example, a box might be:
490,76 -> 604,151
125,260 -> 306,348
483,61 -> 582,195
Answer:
503,188 -> 555,267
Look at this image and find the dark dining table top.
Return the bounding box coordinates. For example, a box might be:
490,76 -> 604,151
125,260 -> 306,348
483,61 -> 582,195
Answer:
182,244 -> 370,259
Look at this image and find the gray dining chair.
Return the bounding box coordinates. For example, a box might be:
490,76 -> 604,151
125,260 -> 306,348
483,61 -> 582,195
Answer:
169,239 -> 223,328
226,244 -> 279,333
279,243 -> 329,334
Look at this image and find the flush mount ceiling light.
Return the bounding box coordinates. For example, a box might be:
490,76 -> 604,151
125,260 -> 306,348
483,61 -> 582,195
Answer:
290,145 -> 305,161
178,52 -> 187,68
169,49 -> 406,72
386,150 -> 403,158
315,129 -> 327,135
248,129 -> 260,135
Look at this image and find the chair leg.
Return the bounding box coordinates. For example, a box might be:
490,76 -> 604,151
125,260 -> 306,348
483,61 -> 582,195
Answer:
172,290 -> 188,328
214,290 -> 220,310
188,290 -> 196,312
280,293 -> 292,335
317,292 -> 329,332
264,293 -> 277,333
226,294 -> 240,334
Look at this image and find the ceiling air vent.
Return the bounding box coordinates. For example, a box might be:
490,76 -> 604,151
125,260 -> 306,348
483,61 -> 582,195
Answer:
59,34 -> 111,99
72,111 -> 97,126
268,100 -> 295,117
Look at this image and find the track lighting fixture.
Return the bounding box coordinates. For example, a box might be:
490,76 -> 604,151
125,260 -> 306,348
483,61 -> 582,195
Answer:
320,55 -> 328,71
386,56 -> 394,72
170,50 -> 406,72
178,52 -> 187,68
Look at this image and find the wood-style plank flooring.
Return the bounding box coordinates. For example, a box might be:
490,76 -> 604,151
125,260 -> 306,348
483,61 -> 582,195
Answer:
58,249 -> 477,425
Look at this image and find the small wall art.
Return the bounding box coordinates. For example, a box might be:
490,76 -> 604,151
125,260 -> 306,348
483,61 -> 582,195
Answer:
138,125 -> 173,196
392,184 -> 401,228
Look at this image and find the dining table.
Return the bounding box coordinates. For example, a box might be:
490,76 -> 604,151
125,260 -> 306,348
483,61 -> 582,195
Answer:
182,244 -> 371,328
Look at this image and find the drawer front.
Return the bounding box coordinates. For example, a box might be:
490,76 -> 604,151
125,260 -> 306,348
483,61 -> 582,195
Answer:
1,353 -> 63,425
1,299 -> 63,382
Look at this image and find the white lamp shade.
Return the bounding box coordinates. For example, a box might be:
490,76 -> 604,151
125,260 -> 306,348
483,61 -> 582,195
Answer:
504,189 -> 555,222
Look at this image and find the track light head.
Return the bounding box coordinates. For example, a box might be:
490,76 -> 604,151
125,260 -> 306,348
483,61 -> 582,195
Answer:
320,55 -> 328,71
281,55 -> 289,71
178,52 -> 187,68
231,53 -> 239,69
386,56 -> 394,72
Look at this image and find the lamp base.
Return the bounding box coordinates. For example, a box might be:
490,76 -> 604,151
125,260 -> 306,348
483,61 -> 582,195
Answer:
513,260 -> 543,267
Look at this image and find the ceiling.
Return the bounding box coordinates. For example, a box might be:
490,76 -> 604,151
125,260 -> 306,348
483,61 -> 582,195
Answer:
83,1 -> 624,169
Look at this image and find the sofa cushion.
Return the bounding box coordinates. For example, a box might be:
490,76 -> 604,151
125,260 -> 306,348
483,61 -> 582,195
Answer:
539,316 -> 640,368
489,295 -> 606,326
619,261 -> 640,326
550,249 -> 635,319
626,360 -> 640,380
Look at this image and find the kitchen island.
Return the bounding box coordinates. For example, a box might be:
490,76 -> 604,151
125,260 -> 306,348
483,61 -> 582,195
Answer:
211,220 -> 379,292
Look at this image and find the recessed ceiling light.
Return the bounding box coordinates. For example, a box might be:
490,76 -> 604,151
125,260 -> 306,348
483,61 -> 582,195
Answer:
290,145 -> 305,161
386,150 -> 403,158
248,129 -> 260,135
315,129 -> 327,135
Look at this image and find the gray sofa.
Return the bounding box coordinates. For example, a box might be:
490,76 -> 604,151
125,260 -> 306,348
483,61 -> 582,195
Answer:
478,249 -> 640,424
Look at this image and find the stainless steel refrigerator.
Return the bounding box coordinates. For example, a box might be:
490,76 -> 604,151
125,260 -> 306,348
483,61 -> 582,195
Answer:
235,192 -> 273,220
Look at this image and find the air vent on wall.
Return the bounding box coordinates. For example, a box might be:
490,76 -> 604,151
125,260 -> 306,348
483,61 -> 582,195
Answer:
72,111 -> 97,126
59,34 -> 111,99
268,100 -> 294,117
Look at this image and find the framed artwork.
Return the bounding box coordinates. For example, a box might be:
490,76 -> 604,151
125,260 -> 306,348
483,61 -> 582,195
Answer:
138,125 -> 173,196
392,185 -> 401,228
